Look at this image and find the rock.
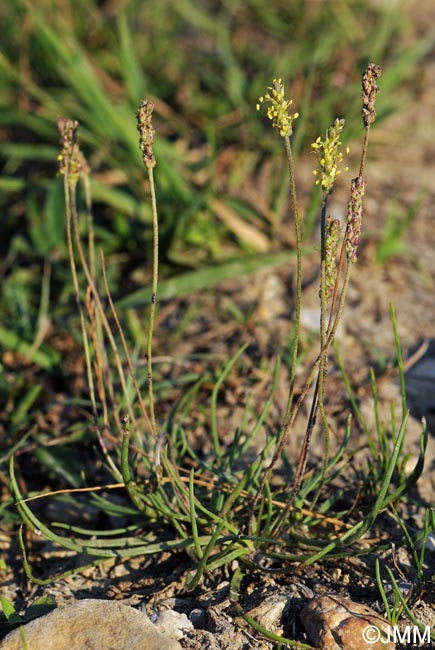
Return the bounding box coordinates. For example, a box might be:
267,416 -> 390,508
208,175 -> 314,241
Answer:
153,608 -> 193,639
245,593 -> 292,635
300,595 -> 394,650
188,607 -> 207,627
0,599 -> 182,650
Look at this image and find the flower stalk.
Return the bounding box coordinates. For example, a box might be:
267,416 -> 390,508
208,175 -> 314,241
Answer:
250,79 -> 303,532
252,64 -> 382,537
137,99 -> 159,440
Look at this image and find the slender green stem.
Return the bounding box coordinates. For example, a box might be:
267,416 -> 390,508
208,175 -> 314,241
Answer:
248,134 -> 301,531
271,191 -> 331,534
390,303 -> 407,421
271,112 -> 375,534
64,177 -> 97,420
146,166 -> 159,439
188,470 -> 203,560
317,193 -> 331,494
69,190 -> 138,434
359,125 -> 370,177
120,427 -> 148,514
100,249 -> 154,440
283,134 -> 302,420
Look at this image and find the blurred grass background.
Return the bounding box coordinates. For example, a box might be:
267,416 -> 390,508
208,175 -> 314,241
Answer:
0,0 -> 432,460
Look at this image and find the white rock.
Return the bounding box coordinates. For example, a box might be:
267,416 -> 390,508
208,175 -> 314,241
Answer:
0,599 -> 182,650
153,609 -> 193,640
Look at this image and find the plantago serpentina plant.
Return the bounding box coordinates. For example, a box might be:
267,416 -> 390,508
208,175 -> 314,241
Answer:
9,64 -> 427,629
252,64 -> 384,537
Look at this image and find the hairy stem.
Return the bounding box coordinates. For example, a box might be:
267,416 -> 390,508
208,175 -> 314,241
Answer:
146,166 -> 159,440
248,133 -> 302,533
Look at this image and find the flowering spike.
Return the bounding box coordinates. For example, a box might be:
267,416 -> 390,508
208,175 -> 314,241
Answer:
257,78 -> 299,138
345,176 -> 366,263
136,99 -> 156,169
323,217 -> 340,301
57,118 -> 89,189
361,63 -> 382,128
311,118 -> 348,195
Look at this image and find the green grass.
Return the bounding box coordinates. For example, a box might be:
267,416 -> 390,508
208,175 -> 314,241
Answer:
1,2 -> 431,357
1,0 -> 430,446
1,0 -> 431,269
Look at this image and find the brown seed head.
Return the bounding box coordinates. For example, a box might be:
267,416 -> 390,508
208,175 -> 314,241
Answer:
361,63 -> 382,128
57,118 -> 89,188
136,99 -> 156,169
345,176 -> 366,263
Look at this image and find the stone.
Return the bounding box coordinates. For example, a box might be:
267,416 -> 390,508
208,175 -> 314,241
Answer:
245,593 -> 292,635
0,599 -> 182,650
300,594 -> 394,650
152,608 -> 193,639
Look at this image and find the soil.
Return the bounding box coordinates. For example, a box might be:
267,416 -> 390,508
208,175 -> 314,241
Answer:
1,3 -> 435,648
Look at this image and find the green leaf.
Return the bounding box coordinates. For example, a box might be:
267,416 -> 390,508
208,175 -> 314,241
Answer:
117,249 -> 299,308
34,447 -> 86,488
0,326 -> 59,370
22,597 -> 56,624
0,597 -> 21,625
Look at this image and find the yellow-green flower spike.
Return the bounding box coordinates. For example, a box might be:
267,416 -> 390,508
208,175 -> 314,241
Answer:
323,216 -> 340,301
311,118 -> 348,195
257,78 -> 299,138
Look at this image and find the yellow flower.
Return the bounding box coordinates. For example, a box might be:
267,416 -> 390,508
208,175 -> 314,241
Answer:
257,78 -> 299,138
311,118 -> 348,194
